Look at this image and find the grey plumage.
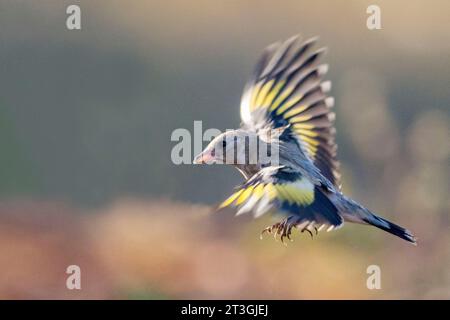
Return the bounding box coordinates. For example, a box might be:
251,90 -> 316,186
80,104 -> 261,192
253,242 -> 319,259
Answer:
194,35 -> 417,244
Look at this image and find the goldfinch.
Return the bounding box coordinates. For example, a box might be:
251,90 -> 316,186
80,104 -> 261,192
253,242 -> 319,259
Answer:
194,35 -> 416,244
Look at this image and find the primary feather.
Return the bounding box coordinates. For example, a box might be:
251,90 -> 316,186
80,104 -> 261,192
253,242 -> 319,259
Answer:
240,35 -> 340,188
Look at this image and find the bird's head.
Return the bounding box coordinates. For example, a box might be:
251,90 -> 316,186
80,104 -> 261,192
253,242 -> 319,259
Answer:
193,129 -> 258,165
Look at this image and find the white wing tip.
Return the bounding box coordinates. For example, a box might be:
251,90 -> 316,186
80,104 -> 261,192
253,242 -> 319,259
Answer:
304,36 -> 320,46
318,64 -> 329,76
325,97 -> 335,108
320,81 -> 332,93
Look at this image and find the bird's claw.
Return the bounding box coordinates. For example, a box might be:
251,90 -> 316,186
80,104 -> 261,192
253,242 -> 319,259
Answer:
301,227 -> 314,239
260,219 -> 292,243
261,219 -> 318,242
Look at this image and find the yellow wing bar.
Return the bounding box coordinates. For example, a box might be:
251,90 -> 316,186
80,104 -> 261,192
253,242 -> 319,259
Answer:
240,35 -> 341,188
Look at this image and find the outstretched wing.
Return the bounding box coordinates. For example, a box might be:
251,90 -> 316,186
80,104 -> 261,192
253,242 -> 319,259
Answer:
240,35 -> 340,188
218,166 -> 343,232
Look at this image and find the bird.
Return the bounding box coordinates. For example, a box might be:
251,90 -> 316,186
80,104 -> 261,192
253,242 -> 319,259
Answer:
193,35 -> 417,245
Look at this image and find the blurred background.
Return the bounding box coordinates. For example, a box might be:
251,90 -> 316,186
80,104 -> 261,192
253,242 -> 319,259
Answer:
0,0 -> 449,299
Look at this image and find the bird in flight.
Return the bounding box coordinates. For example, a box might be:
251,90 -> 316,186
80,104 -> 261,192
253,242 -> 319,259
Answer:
194,35 -> 416,244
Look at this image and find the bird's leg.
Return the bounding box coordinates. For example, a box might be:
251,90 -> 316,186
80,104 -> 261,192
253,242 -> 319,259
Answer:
260,217 -> 294,243
272,220 -> 285,241
279,217 -> 295,243
278,219 -> 288,243
286,223 -> 295,241
261,218 -> 318,242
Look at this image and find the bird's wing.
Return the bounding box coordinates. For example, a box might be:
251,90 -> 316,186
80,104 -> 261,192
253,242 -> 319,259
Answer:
240,35 -> 341,188
218,166 -> 343,231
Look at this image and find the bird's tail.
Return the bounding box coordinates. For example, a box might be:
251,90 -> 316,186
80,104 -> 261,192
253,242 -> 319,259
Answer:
362,213 -> 417,245
338,196 -> 417,245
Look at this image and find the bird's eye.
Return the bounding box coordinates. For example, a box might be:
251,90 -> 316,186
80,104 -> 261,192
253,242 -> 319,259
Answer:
222,140 -> 227,148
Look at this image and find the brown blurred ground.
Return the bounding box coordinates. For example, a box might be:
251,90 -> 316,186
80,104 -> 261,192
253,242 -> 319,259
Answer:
0,199 -> 448,299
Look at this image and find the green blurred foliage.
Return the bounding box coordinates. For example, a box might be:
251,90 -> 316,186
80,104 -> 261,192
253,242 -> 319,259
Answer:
0,106 -> 38,195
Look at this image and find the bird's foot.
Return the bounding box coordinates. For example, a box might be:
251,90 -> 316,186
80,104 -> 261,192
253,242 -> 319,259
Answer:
260,217 -> 295,243
260,219 -> 318,242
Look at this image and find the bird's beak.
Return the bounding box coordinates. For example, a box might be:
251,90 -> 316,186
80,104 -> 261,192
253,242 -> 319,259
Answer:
193,150 -> 215,164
